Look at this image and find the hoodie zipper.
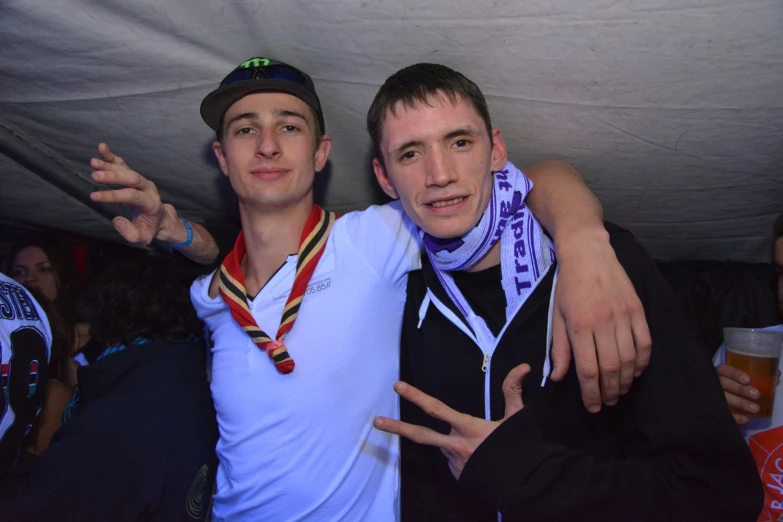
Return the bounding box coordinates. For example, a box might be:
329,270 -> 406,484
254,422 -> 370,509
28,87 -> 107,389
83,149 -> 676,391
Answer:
420,267 -> 558,522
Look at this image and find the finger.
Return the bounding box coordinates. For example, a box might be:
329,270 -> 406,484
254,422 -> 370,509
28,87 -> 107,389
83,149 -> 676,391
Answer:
718,375 -> 760,401
373,416 -> 452,448
549,312 -> 570,382
111,217 -> 152,246
715,364 -> 751,386
502,363 -> 531,418
98,143 -> 126,165
732,413 -> 750,425
90,157 -> 129,172
570,328 -> 602,413
393,382 -> 464,427
629,302 -> 652,377
90,167 -> 149,189
614,314 -> 636,396
723,391 -> 760,415
90,166 -> 152,190
90,187 -> 159,215
594,320 -> 621,407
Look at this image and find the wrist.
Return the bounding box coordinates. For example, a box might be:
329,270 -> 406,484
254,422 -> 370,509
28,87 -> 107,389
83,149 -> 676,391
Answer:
155,204 -> 188,245
554,224 -> 610,261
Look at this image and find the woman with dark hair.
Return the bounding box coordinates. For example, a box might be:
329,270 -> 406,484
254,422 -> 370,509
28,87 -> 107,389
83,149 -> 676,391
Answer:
5,238 -> 85,453
0,254 -> 218,522
5,237 -> 86,366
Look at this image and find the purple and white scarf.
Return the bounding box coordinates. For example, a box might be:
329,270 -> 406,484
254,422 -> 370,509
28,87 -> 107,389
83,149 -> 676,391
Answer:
421,161 -> 555,346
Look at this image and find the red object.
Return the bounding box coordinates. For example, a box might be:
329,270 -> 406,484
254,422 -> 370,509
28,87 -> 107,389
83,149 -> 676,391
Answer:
69,244 -> 88,280
749,426 -> 783,521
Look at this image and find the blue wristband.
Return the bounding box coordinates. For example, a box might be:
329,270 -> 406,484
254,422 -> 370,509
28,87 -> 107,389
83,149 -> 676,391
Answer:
171,215 -> 193,249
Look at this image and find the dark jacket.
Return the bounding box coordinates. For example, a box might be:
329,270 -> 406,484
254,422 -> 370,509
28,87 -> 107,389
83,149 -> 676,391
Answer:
400,223 -> 763,521
0,340 -> 218,522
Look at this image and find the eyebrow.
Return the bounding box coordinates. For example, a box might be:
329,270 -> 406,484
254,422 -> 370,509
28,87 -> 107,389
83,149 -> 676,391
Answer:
391,139 -> 424,156
224,109 -> 312,132
12,261 -> 49,269
390,127 -> 481,156
224,112 -> 258,130
271,109 -> 310,125
444,127 -> 479,140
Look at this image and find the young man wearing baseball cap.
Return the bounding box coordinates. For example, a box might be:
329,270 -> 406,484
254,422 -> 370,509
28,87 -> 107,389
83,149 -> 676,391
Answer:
90,57 -> 651,520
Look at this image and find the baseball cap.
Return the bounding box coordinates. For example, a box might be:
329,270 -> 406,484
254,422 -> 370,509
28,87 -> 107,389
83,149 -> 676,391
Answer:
200,57 -> 325,135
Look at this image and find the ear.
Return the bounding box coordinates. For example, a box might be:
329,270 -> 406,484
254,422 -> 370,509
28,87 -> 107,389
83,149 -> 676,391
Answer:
490,128 -> 508,171
314,134 -> 332,172
212,141 -> 229,177
372,158 -> 399,199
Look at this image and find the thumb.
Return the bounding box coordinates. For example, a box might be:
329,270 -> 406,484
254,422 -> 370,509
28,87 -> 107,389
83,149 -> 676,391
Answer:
549,311 -> 571,382
502,363 -> 531,419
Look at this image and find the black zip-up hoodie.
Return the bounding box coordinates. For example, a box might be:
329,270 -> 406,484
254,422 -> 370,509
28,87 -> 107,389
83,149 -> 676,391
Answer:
400,223 -> 763,521
0,340 -> 218,522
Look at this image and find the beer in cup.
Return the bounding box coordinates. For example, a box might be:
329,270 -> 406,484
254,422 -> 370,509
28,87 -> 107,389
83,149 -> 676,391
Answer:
724,327 -> 783,419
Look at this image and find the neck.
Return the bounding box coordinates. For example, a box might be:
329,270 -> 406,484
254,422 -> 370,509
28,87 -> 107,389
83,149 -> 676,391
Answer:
238,196 -> 314,296
463,241 -> 501,273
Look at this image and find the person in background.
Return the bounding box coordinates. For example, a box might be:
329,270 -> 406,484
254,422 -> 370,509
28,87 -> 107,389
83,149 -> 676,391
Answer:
717,213 -> 783,424
0,273 -> 52,483
0,255 -> 218,522
6,239 -> 87,367
715,212 -> 783,521
5,239 -> 84,453
18,289 -> 72,455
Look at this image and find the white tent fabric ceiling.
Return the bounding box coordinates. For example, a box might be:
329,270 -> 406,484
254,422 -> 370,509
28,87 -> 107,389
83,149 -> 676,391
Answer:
1,0 -> 781,261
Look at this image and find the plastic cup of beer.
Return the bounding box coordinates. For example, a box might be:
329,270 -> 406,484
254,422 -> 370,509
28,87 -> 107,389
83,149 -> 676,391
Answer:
724,327 -> 783,419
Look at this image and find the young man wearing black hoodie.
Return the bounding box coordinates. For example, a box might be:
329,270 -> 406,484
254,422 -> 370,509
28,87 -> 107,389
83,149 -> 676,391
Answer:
370,63 -> 763,521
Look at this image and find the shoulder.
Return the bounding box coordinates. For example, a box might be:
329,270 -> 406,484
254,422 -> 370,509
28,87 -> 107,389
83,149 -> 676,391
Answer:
0,274 -> 51,338
336,200 -> 409,232
189,270 -> 225,315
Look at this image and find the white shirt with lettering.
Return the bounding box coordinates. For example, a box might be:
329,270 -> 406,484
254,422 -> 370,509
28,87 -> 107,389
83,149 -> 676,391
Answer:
0,273 -> 52,445
191,202 -> 421,522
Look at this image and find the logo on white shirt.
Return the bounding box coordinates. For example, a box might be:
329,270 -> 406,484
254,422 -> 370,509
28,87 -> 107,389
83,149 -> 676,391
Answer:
273,278 -> 332,301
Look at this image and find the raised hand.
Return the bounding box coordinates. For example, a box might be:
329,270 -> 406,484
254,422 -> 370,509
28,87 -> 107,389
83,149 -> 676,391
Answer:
89,143 -> 169,246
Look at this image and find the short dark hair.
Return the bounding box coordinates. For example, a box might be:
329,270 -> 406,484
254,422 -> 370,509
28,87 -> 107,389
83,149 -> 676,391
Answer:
79,255 -> 203,347
366,63 -> 493,163
775,213 -> 783,240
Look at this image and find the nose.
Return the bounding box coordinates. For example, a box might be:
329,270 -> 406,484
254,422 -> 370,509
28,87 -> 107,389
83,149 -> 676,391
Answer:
424,147 -> 458,188
255,126 -> 282,159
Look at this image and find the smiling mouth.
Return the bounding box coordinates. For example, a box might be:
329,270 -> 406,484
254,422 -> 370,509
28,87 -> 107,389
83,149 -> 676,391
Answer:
252,168 -> 287,175
430,197 -> 466,208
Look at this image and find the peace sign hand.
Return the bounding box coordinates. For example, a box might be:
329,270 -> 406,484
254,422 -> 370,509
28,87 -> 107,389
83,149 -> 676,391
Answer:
374,363 -> 531,479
